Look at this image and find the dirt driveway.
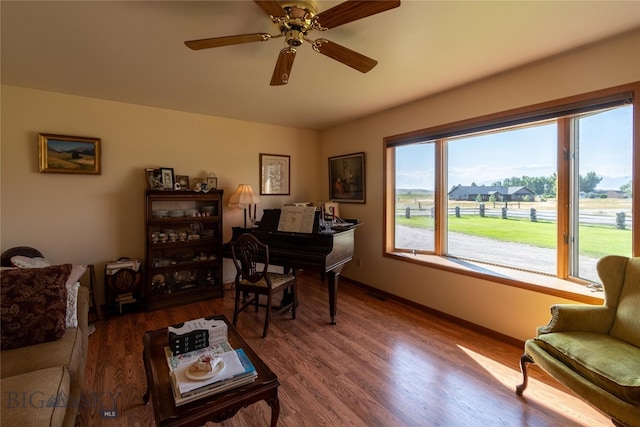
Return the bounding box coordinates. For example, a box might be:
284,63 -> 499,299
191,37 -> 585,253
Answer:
396,225 -> 601,284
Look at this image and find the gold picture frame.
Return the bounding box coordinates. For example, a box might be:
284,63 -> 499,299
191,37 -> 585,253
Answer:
39,133 -> 101,174
328,152 -> 365,203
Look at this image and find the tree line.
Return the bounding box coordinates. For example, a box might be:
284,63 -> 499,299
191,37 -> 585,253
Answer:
489,171 -> 612,197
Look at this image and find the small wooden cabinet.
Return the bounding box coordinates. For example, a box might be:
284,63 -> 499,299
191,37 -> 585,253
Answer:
144,189 -> 224,311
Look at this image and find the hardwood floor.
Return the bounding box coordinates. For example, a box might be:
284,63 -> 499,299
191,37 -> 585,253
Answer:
77,272 -> 611,427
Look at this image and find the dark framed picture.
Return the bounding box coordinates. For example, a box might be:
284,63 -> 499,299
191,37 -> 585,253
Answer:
145,168 -> 163,189
260,153 -> 290,195
38,133 -> 101,174
175,175 -> 190,190
328,152 -> 365,203
160,167 -> 174,190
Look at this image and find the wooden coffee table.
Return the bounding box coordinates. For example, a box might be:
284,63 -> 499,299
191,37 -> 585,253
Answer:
142,314 -> 280,426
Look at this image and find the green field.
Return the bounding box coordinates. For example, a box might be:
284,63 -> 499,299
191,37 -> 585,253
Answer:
396,215 -> 631,258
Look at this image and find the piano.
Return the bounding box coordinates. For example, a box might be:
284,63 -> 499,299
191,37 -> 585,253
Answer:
225,209 -> 357,325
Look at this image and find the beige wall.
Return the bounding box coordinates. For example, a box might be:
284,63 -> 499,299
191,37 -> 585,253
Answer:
2,29 -> 639,341
0,86 -> 320,303
319,29 -> 640,341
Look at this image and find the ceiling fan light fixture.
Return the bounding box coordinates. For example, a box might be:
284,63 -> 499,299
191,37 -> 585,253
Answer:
186,0 -> 401,85
285,29 -> 305,46
285,5 -> 310,19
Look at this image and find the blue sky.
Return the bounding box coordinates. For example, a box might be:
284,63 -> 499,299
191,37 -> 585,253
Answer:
396,105 -> 632,190
48,140 -> 94,151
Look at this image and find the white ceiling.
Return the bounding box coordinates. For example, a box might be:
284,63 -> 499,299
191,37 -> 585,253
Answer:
2,1 -> 639,130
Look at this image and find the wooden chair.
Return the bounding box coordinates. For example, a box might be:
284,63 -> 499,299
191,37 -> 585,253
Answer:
230,233 -> 297,337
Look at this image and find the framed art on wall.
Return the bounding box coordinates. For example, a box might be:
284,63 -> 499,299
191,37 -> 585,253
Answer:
38,133 -> 101,174
260,153 -> 290,195
328,152 -> 365,203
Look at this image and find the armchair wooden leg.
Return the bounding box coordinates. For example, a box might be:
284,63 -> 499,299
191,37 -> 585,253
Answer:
611,417 -> 627,427
516,353 -> 534,396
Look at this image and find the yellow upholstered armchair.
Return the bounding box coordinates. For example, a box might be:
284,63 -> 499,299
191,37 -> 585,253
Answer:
516,255 -> 640,427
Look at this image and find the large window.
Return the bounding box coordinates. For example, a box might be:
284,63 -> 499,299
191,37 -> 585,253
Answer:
395,142 -> 436,252
385,84 -> 637,289
571,107 -> 634,282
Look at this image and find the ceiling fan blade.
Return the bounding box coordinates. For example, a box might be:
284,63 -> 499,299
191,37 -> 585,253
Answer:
312,39 -> 377,73
185,33 -> 275,50
254,0 -> 287,18
270,48 -> 296,86
314,0 -> 400,30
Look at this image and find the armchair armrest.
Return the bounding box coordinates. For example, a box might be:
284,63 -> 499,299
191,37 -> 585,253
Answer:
537,304 -> 614,336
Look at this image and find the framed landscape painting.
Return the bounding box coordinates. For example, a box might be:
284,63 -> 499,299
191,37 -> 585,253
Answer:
328,152 -> 365,203
38,133 -> 101,174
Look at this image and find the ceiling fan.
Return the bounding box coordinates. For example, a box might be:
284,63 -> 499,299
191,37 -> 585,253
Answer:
185,0 -> 401,86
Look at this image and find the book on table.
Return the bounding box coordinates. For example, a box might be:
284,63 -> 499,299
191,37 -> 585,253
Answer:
168,316 -> 228,355
165,342 -> 258,406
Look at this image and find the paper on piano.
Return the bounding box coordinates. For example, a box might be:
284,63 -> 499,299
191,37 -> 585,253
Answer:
277,205 -> 316,233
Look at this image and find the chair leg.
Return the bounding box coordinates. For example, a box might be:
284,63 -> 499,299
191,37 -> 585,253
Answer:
291,283 -> 297,319
263,293 -> 272,338
516,353 -> 534,396
233,287 -> 241,326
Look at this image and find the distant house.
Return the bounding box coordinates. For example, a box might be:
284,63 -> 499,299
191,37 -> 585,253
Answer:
448,185 -> 536,202
606,190 -> 628,199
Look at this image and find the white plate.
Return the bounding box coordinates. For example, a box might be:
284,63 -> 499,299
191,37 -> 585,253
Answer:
184,359 -> 225,381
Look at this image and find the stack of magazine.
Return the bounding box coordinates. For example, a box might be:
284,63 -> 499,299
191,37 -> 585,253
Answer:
165,342 -> 257,406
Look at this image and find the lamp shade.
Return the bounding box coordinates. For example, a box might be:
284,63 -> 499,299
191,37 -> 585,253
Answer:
228,184 -> 261,208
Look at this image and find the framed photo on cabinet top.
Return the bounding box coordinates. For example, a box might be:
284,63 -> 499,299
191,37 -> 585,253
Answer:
159,167 -> 174,190
175,175 -> 190,190
146,168 -> 163,189
38,133 -> 101,174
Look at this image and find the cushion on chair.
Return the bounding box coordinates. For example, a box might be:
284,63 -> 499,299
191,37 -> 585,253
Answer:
239,273 -> 295,289
609,257 -> 640,347
535,331 -> 640,404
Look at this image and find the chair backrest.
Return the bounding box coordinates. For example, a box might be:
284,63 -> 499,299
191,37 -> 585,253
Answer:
231,233 -> 270,285
608,256 -> 640,347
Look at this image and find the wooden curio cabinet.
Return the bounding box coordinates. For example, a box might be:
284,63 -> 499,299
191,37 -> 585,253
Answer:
144,189 -> 224,311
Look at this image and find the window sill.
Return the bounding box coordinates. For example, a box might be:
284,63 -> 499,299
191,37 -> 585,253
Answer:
385,252 -> 604,304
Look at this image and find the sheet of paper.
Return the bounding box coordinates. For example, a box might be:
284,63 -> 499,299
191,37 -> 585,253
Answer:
277,206 -> 316,233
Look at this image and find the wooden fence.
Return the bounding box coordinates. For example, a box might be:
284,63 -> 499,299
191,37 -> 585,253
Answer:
398,205 -> 632,229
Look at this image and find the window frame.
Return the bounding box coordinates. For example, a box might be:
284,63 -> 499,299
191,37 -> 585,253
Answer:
384,82 -> 639,303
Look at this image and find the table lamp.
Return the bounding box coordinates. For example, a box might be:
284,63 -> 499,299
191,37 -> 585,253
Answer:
228,184 -> 261,228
